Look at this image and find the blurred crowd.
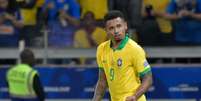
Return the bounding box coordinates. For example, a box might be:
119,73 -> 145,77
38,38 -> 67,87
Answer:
0,0 -> 201,48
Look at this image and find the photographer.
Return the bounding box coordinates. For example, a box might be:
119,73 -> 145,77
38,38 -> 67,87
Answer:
165,0 -> 201,45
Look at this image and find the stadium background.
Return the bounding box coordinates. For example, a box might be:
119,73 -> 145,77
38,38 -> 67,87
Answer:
0,48 -> 201,101
0,0 -> 201,101
1,65 -> 201,101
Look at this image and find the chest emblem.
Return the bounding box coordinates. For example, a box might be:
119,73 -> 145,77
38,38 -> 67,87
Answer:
117,58 -> 122,67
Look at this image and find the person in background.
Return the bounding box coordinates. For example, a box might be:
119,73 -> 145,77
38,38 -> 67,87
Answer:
74,11 -> 107,48
109,0 -> 142,41
139,0 -> 173,46
109,0 -> 142,30
43,0 -> 80,64
165,0 -> 201,45
74,11 -> 107,64
57,0 -> 80,27
93,10 -> 152,101
0,0 -> 23,47
43,0 -> 80,47
16,0 -> 39,47
6,49 -> 45,101
43,0 -> 80,27
35,0 -> 45,40
43,0 -> 57,26
78,0 -> 108,26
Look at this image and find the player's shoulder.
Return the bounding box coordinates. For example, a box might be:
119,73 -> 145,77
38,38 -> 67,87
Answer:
127,39 -> 142,49
127,38 -> 145,52
97,40 -> 110,50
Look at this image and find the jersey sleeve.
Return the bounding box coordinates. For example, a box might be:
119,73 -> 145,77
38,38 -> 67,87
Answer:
133,46 -> 151,77
96,44 -> 104,70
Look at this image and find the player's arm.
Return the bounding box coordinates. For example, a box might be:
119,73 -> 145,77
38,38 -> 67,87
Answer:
135,72 -> 153,100
126,71 -> 152,101
92,69 -> 108,101
127,46 -> 153,101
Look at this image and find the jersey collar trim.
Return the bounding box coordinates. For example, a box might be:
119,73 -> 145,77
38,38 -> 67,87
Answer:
118,35 -> 129,50
114,35 -> 129,50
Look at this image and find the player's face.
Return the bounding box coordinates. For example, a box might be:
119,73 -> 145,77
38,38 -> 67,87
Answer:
105,17 -> 128,42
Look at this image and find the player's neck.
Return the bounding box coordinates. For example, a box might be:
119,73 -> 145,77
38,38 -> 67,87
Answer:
111,39 -> 122,49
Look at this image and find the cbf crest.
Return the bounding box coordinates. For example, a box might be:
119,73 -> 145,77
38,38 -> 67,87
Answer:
117,58 -> 122,68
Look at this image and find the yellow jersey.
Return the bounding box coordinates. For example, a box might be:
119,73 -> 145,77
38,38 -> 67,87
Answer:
143,0 -> 172,33
20,7 -> 37,25
78,0 -> 108,20
74,27 -> 107,48
96,36 -> 151,101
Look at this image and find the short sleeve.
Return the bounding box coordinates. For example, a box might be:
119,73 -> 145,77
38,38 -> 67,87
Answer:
133,46 -> 151,77
96,45 -> 104,70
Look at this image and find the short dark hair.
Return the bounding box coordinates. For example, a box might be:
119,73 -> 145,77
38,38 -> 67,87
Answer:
104,10 -> 126,24
20,48 -> 35,65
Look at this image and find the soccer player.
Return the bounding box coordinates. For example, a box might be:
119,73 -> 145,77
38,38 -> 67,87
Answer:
92,11 -> 153,101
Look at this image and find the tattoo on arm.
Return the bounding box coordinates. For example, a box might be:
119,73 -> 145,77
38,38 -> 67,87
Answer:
92,69 -> 108,101
134,73 -> 153,99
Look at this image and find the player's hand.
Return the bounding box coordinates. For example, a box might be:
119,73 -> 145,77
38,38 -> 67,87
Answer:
125,95 -> 137,101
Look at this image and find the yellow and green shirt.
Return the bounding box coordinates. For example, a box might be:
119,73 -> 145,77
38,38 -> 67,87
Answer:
78,0 -> 108,20
73,27 -> 107,48
143,0 -> 172,33
96,36 -> 151,101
